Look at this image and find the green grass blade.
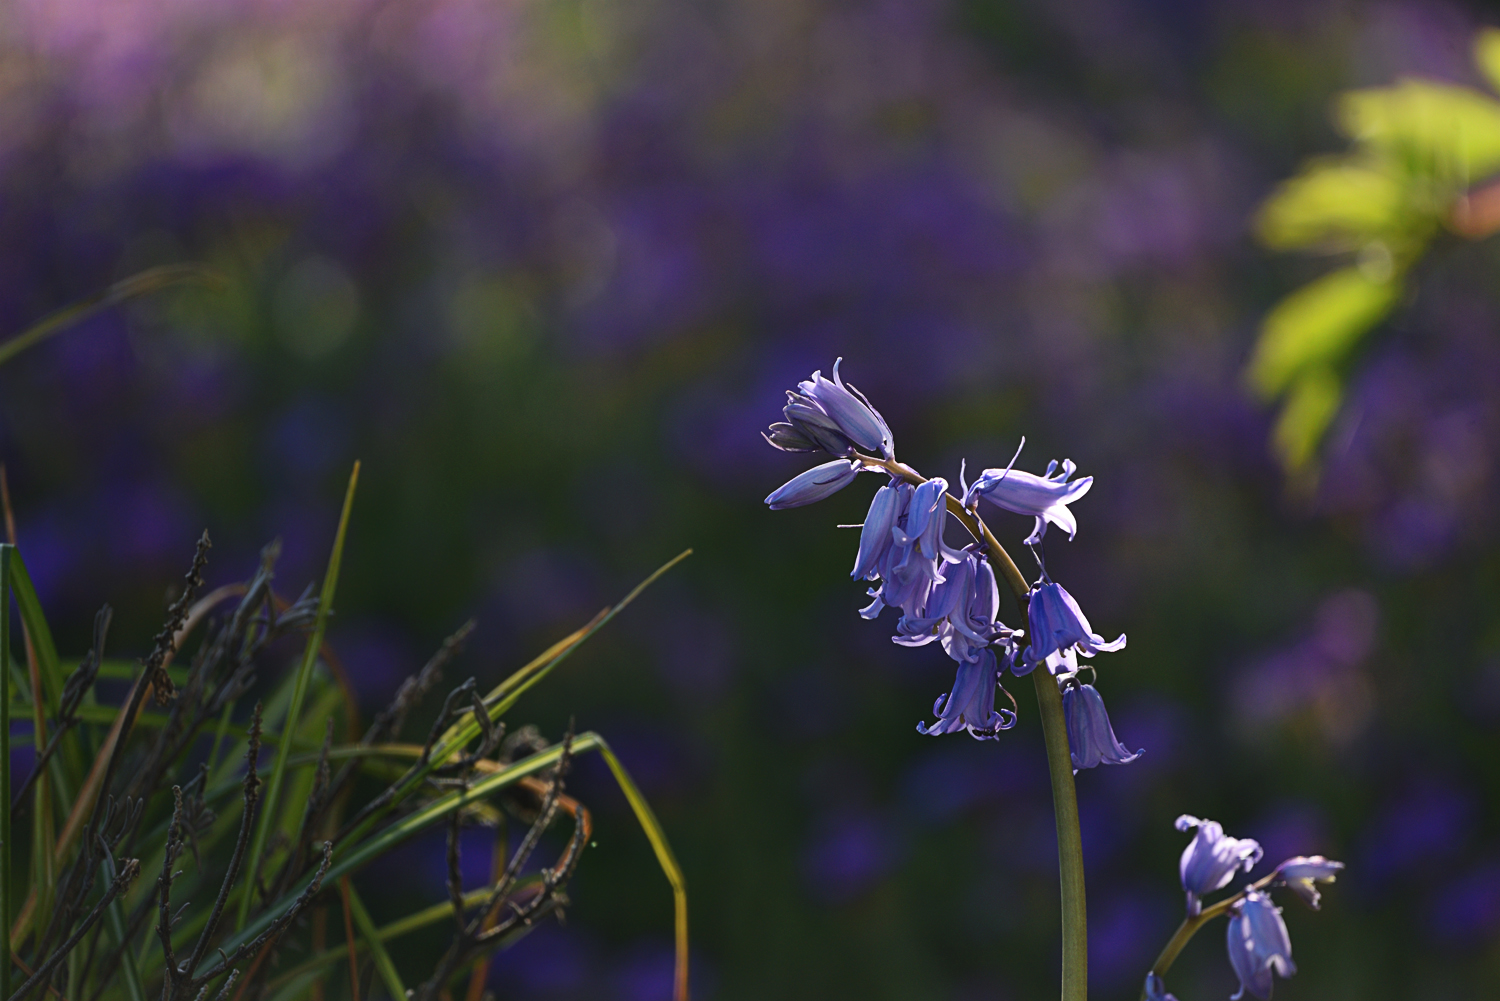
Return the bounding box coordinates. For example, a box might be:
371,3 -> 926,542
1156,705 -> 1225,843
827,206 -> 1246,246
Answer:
1,545 -> 13,1000
219,734 -> 601,956
237,461 -> 360,931
264,886 -> 507,991
333,549 -> 694,859
345,879 -> 406,1000
595,737 -> 689,1001
0,264 -> 222,368
104,864 -> 147,1001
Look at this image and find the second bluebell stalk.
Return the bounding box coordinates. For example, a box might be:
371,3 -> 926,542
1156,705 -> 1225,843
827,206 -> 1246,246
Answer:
762,359 -> 1138,766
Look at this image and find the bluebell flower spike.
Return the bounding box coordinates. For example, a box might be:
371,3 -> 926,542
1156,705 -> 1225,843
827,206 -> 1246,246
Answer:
1061,682 -> 1142,772
1175,815 -> 1263,917
1227,892 -> 1295,1000
962,455 -> 1092,544
917,649 -> 1017,740
1274,856 -> 1345,910
764,458 -> 862,510
1017,581 -> 1126,676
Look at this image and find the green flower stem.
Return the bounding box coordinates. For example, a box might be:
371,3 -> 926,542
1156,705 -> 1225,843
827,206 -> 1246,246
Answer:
1034,668 -> 1087,1001
1140,873 -> 1279,999
857,453 -> 1086,1001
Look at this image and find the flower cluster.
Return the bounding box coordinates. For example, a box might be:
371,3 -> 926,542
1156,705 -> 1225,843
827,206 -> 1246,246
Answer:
763,359 -> 1136,762
1150,815 -> 1345,1000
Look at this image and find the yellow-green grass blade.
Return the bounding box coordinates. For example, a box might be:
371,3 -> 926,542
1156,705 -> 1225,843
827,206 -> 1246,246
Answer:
5,549 -> 84,790
345,879 -> 406,1000
263,885 -> 510,991
1,545 -> 14,999
337,549 -> 692,855
595,737 -> 689,1001
238,461 -> 360,930
0,264 -> 222,368
103,862 -> 148,1001
220,730 -> 690,1001
219,734 -> 602,957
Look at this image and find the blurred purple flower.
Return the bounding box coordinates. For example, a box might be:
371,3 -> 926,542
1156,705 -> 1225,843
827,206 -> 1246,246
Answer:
1062,682 -> 1142,771
1175,815 -> 1263,917
963,457 -> 1092,544
1017,582 -> 1126,677
1226,891 -> 1295,1001
1274,856 -> 1344,911
802,809 -> 896,904
763,458 -> 861,509
1427,860 -> 1500,948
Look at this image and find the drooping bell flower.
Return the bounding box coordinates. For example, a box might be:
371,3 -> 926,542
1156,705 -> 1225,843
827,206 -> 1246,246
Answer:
1143,973 -> 1178,1001
1175,815 -> 1263,916
767,358 -> 894,459
890,549 -> 1009,662
764,459 -> 862,510
1274,856 -> 1345,910
857,479 -> 960,622
962,457 -> 1092,544
1061,682 -> 1142,771
1016,581 -> 1126,676
1226,892 -> 1296,1000
916,648 -> 1016,740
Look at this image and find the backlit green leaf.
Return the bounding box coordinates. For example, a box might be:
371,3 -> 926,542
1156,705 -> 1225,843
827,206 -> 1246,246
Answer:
1248,266 -> 1399,398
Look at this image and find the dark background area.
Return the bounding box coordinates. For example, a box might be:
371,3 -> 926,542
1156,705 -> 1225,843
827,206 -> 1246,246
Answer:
1,0 -> 1498,997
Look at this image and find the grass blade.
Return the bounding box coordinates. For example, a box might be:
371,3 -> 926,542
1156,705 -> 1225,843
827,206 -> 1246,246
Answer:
595,737 -> 689,1001
345,878 -> 406,1000
0,264 -> 222,368
220,735 -> 602,956
1,544 -> 13,1000
237,461 -> 359,931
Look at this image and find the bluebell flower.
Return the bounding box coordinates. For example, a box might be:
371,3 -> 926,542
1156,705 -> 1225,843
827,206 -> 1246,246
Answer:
1226,891 -> 1295,1000
1144,973 -> 1178,1001
1061,682 -> 1142,771
770,358 -> 894,459
1016,582 -> 1126,676
857,479 -> 960,622
1175,815 -> 1263,916
764,458 -> 862,509
891,549 -> 1010,661
1274,856 -> 1344,910
917,648 -> 1016,739
962,457 -> 1092,544
851,481 -> 902,580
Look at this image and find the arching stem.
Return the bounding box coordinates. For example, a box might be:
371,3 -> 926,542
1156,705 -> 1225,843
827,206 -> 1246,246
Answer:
855,453 -> 1087,1001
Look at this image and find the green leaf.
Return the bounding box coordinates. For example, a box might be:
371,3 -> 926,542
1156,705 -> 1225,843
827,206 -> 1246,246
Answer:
1475,28 -> 1500,98
1255,161 -> 1412,251
1337,79 -> 1500,180
1273,366 -> 1343,472
237,461 -> 359,930
1248,266 -> 1400,398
